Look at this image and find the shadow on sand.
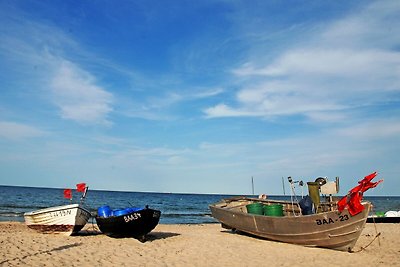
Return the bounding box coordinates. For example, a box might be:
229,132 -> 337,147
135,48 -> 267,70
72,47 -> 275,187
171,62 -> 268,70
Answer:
0,243 -> 83,265
75,226 -> 180,242
145,231 -> 180,242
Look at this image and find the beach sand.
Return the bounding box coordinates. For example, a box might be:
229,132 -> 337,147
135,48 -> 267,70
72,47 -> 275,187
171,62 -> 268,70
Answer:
0,222 -> 399,266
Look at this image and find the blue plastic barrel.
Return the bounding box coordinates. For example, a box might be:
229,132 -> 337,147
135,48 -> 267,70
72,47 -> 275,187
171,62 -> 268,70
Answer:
128,207 -> 143,213
98,206 -> 112,217
112,208 -> 131,217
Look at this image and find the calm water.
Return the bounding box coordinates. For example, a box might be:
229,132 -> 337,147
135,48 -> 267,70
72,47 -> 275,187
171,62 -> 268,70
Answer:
0,185 -> 399,224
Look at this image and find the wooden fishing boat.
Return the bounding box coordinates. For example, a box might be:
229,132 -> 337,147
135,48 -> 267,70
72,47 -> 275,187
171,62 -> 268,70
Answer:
210,172 -> 382,252
210,197 -> 370,251
95,206 -> 161,241
24,203 -> 91,236
24,183 -> 91,236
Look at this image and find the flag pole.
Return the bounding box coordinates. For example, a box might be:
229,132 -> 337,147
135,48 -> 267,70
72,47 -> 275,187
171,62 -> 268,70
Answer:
80,186 -> 88,204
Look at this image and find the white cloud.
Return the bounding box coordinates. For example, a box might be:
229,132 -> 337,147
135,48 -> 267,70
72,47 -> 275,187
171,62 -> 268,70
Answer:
321,1 -> 400,49
119,87 -> 224,120
204,103 -> 260,118
0,7 -> 114,126
192,88 -> 224,98
243,49 -> 400,79
0,121 -> 46,140
335,119 -> 400,139
206,1 -> 400,121
305,111 -> 347,123
51,60 -> 114,125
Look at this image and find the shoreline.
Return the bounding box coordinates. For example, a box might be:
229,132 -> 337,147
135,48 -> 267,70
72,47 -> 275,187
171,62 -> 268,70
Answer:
1,222 -> 399,266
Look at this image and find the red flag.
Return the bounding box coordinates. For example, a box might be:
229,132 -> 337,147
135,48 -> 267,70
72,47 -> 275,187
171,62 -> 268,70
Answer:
347,192 -> 364,216
63,189 -> 72,199
337,195 -> 348,209
364,172 -> 377,182
338,172 -> 383,216
76,183 -> 86,192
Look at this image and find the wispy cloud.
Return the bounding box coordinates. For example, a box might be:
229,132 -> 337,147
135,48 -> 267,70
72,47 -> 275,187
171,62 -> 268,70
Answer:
234,49 -> 400,79
205,1 -> 400,121
0,121 -> 47,140
119,87 -> 224,120
191,87 -> 224,99
204,103 -> 260,118
0,6 -> 114,126
335,118 -> 400,140
51,60 -> 114,125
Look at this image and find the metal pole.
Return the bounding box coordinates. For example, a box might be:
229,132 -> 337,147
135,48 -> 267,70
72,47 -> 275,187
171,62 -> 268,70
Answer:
282,177 -> 286,196
251,176 -> 254,196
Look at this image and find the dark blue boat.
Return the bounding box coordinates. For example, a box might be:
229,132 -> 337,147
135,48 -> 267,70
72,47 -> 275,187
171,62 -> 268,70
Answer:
366,216 -> 400,223
95,205 -> 161,241
367,211 -> 400,223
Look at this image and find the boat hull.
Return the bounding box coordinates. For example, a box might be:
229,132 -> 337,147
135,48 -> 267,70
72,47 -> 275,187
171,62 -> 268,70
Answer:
210,197 -> 370,251
95,208 -> 161,240
367,216 -> 400,223
24,204 -> 91,236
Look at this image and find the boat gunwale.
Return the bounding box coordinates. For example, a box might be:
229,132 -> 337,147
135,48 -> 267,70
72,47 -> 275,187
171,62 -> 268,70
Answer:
95,208 -> 147,220
209,197 -> 371,220
24,203 -> 90,217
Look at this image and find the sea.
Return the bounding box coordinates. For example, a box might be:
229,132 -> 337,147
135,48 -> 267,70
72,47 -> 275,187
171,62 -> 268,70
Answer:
1,185 -> 399,224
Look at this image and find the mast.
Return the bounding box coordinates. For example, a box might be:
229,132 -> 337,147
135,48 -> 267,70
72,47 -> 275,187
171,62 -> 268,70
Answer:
282,177 -> 286,196
251,176 -> 254,195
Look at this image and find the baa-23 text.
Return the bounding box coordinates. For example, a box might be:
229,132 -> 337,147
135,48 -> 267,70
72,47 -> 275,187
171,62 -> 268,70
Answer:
316,214 -> 349,225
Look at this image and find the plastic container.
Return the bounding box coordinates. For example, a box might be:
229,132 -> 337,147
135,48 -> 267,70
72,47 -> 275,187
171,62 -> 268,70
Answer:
246,203 -> 264,215
112,208 -> 131,217
97,206 -> 112,218
128,207 -> 143,213
307,182 -> 320,205
376,211 -> 385,217
264,204 -> 284,217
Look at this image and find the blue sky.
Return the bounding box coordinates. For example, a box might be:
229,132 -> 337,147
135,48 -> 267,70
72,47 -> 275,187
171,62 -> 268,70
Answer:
0,0 -> 399,195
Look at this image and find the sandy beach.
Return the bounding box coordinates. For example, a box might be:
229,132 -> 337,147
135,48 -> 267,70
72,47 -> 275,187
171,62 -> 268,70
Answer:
0,221 -> 399,266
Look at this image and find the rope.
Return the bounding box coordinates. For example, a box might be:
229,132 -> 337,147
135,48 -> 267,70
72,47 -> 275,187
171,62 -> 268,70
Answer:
290,183 -> 300,216
350,206 -> 381,253
372,216 -> 381,246
350,232 -> 381,253
90,216 -> 100,232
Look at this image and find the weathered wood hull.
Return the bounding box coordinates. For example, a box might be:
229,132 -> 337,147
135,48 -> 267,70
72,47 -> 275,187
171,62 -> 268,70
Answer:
95,208 -> 161,240
209,197 -> 370,251
24,204 -> 91,236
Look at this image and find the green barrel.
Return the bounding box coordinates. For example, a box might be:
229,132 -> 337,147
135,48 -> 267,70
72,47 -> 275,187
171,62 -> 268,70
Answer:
264,204 -> 284,217
376,211 -> 385,217
246,203 -> 264,215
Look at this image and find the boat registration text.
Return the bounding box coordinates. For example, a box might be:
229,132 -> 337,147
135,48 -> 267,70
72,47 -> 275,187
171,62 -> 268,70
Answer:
50,209 -> 72,217
316,214 -> 349,225
124,213 -> 141,223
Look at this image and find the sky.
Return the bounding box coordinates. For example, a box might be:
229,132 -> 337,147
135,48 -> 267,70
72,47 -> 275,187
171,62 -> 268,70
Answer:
0,0 -> 399,195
